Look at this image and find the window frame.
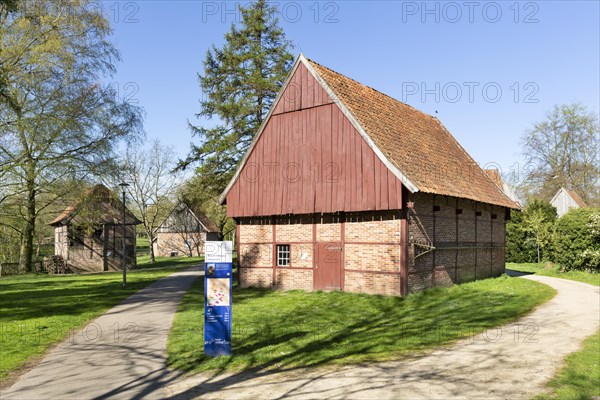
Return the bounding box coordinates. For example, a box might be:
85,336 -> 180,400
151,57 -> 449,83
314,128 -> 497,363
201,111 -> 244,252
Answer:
276,244 -> 291,267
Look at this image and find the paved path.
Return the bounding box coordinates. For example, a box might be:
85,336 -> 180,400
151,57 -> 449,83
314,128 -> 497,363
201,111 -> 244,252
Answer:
2,266 -> 202,400
165,273 -> 600,400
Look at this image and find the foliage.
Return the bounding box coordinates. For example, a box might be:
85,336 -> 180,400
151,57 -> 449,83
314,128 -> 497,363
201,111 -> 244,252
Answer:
178,175 -> 235,239
0,0 -> 143,271
506,200 -> 557,263
536,330 -> 600,400
553,208 -> 600,272
506,263 -> 600,287
0,266 -> 188,382
167,275 -> 555,374
180,0 -> 294,196
517,103 -> 599,205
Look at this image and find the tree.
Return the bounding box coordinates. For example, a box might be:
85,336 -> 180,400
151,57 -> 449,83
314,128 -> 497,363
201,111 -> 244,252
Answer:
0,0 -> 143,271
179,0 -> 294,196
121,140 -> 180,263
506,199 -> 557,263
178,174 -> 233,240
519,103 -> 599,204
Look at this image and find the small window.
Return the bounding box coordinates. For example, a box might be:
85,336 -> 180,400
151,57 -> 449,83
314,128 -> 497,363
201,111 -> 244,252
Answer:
277,244 -> 290,267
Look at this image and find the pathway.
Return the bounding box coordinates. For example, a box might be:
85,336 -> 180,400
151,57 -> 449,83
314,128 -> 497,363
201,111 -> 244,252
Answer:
165,273 -> 600,399
1,266 -> 202,400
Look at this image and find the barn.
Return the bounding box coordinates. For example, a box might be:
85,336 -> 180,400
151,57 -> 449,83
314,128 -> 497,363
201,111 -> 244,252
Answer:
153,203 -> 220,257
219,55 -> 520,296
50,185 -> 140,273
550,187 -> 587,217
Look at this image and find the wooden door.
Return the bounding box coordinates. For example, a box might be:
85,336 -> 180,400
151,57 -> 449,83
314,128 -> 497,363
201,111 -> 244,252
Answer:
314,242 -> 342,290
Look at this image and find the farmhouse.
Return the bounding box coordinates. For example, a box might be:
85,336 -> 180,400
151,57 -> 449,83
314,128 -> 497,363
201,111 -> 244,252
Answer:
50,185 -> 140,273
550,187 -> 587,218
219,55 -> 520,296
153,203 -> 220,257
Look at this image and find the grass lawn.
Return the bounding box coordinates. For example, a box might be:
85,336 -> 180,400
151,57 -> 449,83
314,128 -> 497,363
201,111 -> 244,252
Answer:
0,266 -> 190,383
136,255 -> 204,269
136,236 -> 150,256
536,330 -> 600,400
507,263 -> 600,287
167,274 -> 555,374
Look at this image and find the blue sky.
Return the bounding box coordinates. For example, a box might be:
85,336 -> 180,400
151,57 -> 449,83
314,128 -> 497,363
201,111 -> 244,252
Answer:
108,0 -> 599,181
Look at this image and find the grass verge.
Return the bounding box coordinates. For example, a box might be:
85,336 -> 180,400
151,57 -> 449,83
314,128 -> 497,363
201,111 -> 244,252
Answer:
136,255 -> 204,269
0,266 -> 188,383
536,330 -> 600,400
507,263 -> 600,286
167,274 -> 555,374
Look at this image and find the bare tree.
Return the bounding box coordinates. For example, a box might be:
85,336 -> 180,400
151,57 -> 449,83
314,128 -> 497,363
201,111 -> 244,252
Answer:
519,103 -> 599,204
122,140 -> 180,263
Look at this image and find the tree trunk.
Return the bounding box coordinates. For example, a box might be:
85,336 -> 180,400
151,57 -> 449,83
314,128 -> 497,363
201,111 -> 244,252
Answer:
537,245 -> 541,264
148,232 -> 156,263
19,179 -> 36,272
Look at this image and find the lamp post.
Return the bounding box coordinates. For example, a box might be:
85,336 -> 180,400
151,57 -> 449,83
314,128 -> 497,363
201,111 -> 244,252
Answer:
119,182 -> 129,287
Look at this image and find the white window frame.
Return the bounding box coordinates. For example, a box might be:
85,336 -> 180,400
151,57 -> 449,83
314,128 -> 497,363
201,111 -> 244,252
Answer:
277,244 -> 290,267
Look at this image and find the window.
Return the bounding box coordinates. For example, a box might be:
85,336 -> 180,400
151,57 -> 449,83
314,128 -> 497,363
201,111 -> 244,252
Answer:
277,244 -> 290,267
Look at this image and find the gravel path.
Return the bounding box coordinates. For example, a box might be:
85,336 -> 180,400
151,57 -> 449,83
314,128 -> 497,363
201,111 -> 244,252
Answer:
165,273 -> 599,400
1,266 -> 202,400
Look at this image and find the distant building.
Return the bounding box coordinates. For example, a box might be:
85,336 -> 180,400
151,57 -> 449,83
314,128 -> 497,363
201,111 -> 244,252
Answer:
550,188 -> 587,217
153,203 -> 220,257
49,185 -> 140,273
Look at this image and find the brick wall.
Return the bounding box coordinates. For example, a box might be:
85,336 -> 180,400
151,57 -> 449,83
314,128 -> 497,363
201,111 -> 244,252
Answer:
237,194 -> 508,296
62,224 -> 136,273
153,231 -> 206,257
406,192 -> 508,293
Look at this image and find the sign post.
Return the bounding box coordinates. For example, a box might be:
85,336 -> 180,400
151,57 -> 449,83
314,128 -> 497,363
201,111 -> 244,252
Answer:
204,241 -> 233,357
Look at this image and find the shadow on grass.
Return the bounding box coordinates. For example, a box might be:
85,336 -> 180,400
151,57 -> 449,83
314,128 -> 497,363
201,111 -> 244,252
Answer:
165,275 -> 555,399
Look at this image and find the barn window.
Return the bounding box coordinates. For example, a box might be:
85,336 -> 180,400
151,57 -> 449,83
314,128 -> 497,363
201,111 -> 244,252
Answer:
277,244 -> 290,267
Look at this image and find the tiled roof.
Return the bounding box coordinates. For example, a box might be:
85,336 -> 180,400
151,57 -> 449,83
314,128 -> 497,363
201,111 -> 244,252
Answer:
308,59 -> 519,209
189,206 -> 220,233
49,185 -> 141,226
565,189 -> 587,208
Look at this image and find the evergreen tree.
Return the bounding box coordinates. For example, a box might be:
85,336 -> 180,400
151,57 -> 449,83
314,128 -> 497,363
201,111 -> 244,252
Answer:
180,0 -> 294,197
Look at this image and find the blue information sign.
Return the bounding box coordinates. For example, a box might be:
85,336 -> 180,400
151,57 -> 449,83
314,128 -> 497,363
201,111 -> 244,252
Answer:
204,242 -> 233,357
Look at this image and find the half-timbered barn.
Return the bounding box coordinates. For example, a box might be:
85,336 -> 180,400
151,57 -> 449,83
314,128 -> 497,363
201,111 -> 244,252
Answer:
219,55 -> 520,296
153,203 -> 220,257
50,185 -> 140,273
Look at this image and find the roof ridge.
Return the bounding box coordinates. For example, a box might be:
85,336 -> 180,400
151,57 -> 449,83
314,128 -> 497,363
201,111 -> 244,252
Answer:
305,57 -> 434,119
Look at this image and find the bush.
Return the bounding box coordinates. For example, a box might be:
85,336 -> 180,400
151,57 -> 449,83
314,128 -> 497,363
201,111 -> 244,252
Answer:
553,208 -> 600,272
506,200 -> 557,263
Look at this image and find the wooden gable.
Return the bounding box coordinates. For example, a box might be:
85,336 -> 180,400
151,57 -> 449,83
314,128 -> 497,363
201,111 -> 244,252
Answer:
225,62 -> 404,217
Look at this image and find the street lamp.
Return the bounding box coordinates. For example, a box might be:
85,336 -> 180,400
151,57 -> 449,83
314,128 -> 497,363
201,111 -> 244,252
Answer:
118,182 -> 130,287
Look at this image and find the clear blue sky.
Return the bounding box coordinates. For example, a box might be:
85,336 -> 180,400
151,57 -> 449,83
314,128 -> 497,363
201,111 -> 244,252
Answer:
108,0 -> 600,181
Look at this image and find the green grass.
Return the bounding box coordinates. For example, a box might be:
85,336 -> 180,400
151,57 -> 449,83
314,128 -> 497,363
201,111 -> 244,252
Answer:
0,266 -> 189,382
136,236 -> 150,256
536,330 -> 600,400
507,263 -> 600,287
167,274 -> 556,374
136,255 -> 204,269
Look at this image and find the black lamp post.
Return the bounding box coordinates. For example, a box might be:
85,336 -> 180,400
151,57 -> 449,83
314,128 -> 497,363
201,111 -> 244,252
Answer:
118,182 -> 129,287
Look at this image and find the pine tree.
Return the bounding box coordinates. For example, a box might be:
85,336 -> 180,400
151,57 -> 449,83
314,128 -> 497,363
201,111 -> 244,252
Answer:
180,0 -> 294,197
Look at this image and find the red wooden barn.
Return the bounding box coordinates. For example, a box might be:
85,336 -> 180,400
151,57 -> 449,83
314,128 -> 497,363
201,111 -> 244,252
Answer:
219,55 -> 520,296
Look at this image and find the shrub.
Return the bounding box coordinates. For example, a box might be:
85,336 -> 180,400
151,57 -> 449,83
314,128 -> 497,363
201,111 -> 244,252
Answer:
553,208 -> 600,272
506,200 -> 557,263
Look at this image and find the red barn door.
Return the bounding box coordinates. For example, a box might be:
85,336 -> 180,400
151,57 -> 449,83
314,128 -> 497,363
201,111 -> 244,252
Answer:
314,242 -> 342,290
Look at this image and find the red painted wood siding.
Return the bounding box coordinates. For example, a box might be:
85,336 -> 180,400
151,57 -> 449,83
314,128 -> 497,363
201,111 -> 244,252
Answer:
226,66 -> 404,217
